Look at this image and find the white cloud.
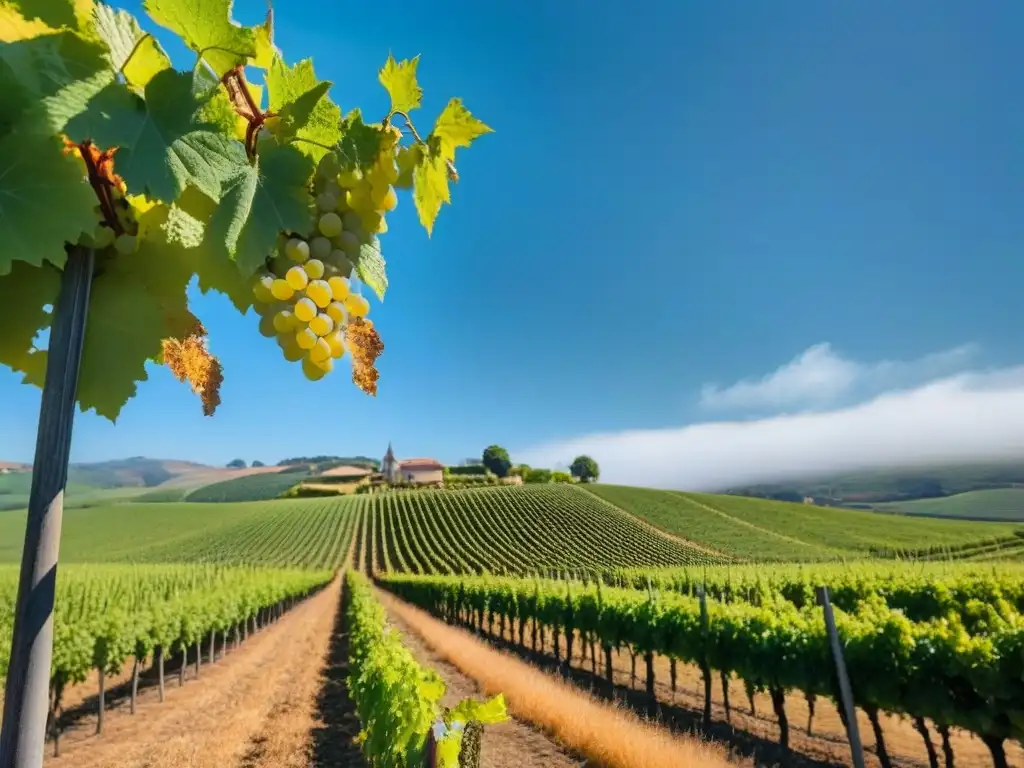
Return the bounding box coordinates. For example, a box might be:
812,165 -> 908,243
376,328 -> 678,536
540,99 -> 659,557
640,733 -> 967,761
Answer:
699,342 -> 977,411
518,364 -> 1024,492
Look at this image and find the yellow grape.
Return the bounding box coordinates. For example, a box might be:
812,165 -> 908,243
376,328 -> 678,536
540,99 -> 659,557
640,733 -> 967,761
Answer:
345,293 -> 370,318
302,356 -> 327,380
359,211 -> 384,234
326,331 -> 346,359
314,356 -> 334,373
309,312 -> 334,337
336,169 -> 361,188
318,212 -> 343,238
285,238 -> 309,262
310,236 -> 332,261
296,327 -> 318,350
270,278 -> 294,301
273,310 -> 296,334
258,313 -> 276,338
369,181 -> 389,206
253,275 -> 275,303
294,297 -> 317,323
325,300 -> 348,325
379,156 -> 399,184
377,217 -> 388,234
327,275 -> 351,301
306,279 -> 332,308
309,338 -> 331,363
286,265 -> 309,291
303,259 -> 325,280
279,335 -> 304,362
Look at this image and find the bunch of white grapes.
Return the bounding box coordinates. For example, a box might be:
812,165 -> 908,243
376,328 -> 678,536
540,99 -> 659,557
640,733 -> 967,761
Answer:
252,137 -> 399,382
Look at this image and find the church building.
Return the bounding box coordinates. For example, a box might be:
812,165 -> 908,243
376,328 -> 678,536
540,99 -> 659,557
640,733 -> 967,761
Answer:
381,443 -> 445,486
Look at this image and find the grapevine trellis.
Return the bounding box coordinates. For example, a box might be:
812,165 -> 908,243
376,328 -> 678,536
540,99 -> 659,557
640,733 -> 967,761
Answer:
0,0 -> 490,765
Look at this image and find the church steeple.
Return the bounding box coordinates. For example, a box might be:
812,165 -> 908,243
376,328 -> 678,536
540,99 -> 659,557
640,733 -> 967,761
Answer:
382,442 -> 397,482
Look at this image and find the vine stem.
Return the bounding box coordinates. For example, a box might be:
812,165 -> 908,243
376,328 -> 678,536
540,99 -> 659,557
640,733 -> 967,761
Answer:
0,247 -> 94,768
76,142 -> 122,236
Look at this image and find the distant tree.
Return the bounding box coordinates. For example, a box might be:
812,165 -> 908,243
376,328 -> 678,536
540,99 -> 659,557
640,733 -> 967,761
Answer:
251,460 -> 265,467
227,459 -> 246,469
570,455 -> 599,483
525,468 -> 552,484
482,445 -> 512,478
551,471 -> 573,484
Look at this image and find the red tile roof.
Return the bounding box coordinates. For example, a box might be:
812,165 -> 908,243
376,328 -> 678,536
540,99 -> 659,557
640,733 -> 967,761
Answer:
398,458 -> 444,471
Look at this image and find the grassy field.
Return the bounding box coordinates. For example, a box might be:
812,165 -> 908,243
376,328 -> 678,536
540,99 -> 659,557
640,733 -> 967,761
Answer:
183,467 -> 310,502
874,487 -> 1024,521
586,484 -> 1021,561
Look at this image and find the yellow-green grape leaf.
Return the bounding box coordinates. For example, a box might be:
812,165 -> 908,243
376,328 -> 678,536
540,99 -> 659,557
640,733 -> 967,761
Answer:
142,0 -> 258,76
378,53 -> 422,114
336,108 -> 384,172
433,729 -> 462,768
265,54 -> 340,163
394,143 -> 421,190
61,68 -> 248,203
2,0 -> 94,35
0,2 -> 57,41
431,98 -> 493,162
163,186 -> 253,311
205,142 -> 314,277
3,28 -> 108,118
0,131 -> 97,275
92,3 -> 170,90
22,256 -> 190,421
0,261 -> 59,374
448,695 -> 508,726
412,142 -> 450,237
251,6 -> 275,69
353,237 -> 387,301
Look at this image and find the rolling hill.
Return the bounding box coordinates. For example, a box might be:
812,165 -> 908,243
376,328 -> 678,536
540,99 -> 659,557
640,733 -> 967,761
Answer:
874,487 -> 1024,522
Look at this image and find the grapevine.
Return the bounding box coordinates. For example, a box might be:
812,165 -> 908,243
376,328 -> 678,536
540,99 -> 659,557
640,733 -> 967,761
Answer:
0,0 -> 492,417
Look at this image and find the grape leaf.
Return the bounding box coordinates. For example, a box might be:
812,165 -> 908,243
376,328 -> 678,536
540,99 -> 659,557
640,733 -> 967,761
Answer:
61,68 -> 248,203
378,53 -> 422,114
1,28 -> 107,109
143,0 -> 258,76
163,186 -> 252,311
265,55 -> 340,163
92,3 -> 169,90
412,141 -> 450,237
432,98 -> 492,161
0,2 -> 56,41
336,109 -> 383,172
0,260 -> 59,374
252,6 -> 275,69
353,237 -> 387,301
20,254 -> 190,421
3,0 -> 94,34
0,131 -> 97,275
205,142 -> 314,278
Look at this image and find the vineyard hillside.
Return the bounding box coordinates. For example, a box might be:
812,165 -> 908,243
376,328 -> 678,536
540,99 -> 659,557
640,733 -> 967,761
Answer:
585,484 -> 1022,561
873,487 -> 1024,522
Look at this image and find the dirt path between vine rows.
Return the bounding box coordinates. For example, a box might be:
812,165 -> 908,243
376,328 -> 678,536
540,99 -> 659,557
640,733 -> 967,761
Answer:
377,588 -> 745,768
42,576 -> 350,768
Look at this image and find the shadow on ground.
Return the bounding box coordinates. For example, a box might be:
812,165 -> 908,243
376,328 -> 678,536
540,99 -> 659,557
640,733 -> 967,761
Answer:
310,583 -> 367,767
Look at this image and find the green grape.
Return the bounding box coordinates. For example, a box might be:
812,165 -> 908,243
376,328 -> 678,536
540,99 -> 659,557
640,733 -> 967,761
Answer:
306,279 -> 332,308
318,212 -> 343,238
92,224 -> 116,248
258,313 -> 276,338
309,313 -> 334,337
329,249 -> 354,274
316,192 -> 337,212
253,275 -> 275,303
285,238 -> 309,263
285,265 -> 309,291
302,356 -> 327,380
309,236 -> 332,261
345,293 -> 370,318
270,278 -> 294,301
309,337 -> 331,363
328,275 -> 351,301
296,327 -> 318,350
326,330 -> 346,359
303,259 -> 325,280
294,297 -> 317,323
325,300 -> 348,326
323,180 -> 343,199
342,212 -> 363,236
273,310 -> 296,334
338,231 -> 360,256
359,210 -> 383,234
114,233 -> 137,255
337,168 -> 361,188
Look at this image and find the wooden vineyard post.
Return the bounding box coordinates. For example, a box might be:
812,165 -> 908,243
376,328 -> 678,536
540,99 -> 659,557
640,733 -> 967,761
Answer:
816,586 -> 866,768
0,248 -> 94,768
697,587 -> 712,729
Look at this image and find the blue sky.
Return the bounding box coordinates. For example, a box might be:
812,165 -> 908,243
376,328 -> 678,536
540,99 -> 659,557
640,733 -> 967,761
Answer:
3,0 -> 1024,479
